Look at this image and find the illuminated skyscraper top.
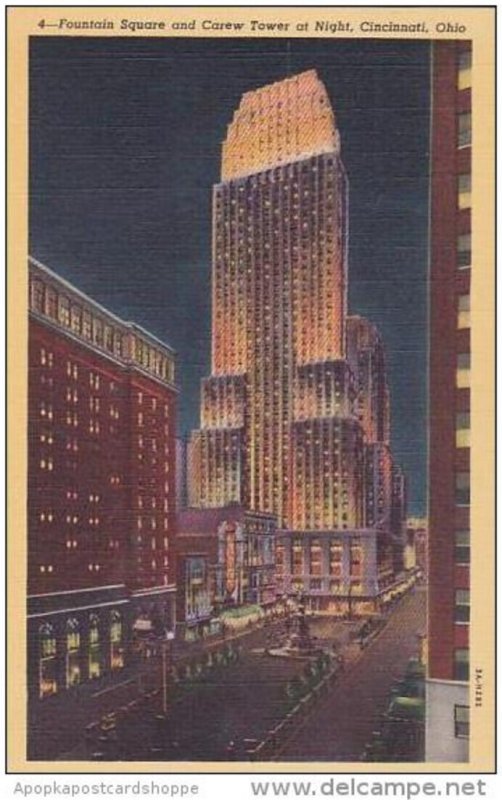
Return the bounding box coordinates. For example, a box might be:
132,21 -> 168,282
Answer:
222,70 -> 341,181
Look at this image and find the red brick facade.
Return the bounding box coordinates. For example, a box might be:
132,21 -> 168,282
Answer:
28,257 -> 178,712
428,42 -> 471,681
29,318 -> 177,597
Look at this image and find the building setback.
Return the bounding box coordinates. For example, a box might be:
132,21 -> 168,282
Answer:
426,42 -> 471,762
189,70 -> 407,612
28,256 -> 177,711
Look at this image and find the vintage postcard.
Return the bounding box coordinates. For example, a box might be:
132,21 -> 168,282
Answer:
6,5 -> 495,776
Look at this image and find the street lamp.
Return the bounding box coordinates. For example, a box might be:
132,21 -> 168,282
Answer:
161,631 -> 175,715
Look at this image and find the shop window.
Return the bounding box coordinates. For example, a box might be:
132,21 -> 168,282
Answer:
110,611 -> 124,670
65,618 -> 81,688
39,623 -> 57,698
88,615 -> 101,680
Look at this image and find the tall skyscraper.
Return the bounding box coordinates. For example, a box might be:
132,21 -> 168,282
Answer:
191,70 -> 348,521
190,70 -> 406,612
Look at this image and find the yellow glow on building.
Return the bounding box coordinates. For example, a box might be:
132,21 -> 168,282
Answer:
222,70 -> 339,182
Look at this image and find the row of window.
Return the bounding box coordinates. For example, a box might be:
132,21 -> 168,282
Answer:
31,283 -> 175,385
289,578 -> 365,595
38,613 -> 123,698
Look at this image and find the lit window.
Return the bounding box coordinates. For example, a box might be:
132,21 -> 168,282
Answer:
83,311 -> 92,339
46,289 -> 57,319
455,471 -> 470,506
110,611 -> 124,670
39,624 -> 57,698
455,529 -> 470,564
458,173 -> 471,209
31,280 -> 45,312
457,233 -> 471,269
455,589 -> 470,623
456,411 -> 470,448
456,353 -> 471,388
457,294 -> 470,329
66,618 -> 81,688
59,296 -> 70,327
454,705 -> 469,738
458,50 -> 472,90
70,305 -> 82,333
454,648 -> 469,681
458,112 -> 471,148
104,325 -> 113,352
88,616 -> 101,679
93,319 -> 104,347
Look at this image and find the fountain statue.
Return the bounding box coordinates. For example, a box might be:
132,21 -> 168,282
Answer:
268,597 -> 324,659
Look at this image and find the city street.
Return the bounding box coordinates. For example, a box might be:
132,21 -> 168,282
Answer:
54,586 -> 425,762
71,613 -> 361,762
142,616 -> 360,761
276,586 -> 426,761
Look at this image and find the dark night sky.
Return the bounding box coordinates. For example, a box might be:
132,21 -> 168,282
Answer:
29,37 -> 430,515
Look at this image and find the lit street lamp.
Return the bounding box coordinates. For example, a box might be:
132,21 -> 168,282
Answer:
161,631 -> 175,715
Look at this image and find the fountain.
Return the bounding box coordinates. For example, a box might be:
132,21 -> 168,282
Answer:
267,598 -> 325,659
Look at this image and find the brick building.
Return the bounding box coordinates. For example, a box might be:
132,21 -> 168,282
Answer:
426,42 -> 471,762
28,256 -> 177,708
